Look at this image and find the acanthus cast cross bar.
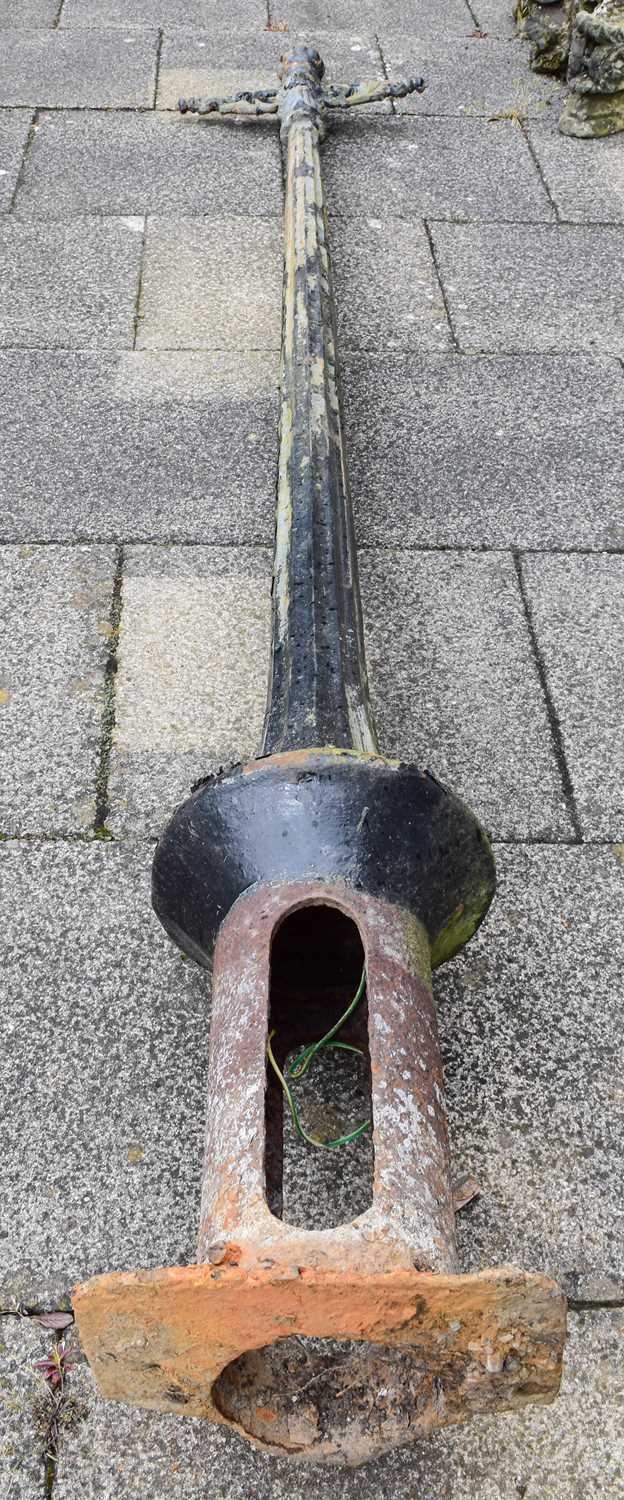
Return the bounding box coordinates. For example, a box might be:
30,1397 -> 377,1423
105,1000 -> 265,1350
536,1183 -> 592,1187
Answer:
73,47 -> 566,1467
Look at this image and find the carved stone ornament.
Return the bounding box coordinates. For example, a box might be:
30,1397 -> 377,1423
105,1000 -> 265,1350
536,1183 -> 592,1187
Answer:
560,0 -> 624,134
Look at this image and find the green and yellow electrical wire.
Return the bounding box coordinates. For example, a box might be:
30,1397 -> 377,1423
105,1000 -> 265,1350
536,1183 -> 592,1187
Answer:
267,967 -> 372,1150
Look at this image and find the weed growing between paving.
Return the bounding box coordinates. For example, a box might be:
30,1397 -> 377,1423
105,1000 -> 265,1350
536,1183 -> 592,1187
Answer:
31,1330 -> 87,1496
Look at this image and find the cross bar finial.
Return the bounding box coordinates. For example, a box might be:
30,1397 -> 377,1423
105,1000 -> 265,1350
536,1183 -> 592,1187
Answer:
178,45 -> 425,138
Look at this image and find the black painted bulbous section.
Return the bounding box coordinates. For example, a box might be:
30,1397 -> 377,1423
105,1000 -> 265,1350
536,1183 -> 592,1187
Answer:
151,750 -> 495,971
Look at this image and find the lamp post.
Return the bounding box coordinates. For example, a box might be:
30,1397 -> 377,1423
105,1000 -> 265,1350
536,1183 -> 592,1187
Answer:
73,48 -> 566,1466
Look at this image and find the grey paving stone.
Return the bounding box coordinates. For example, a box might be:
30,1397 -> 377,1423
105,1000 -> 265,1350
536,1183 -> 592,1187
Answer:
0,110 -> 32,213
443,845 -> 624,1286
330,217 -> 453,352
52,1309 -> 624,1498
382,32 -> 565,117
0,29 -> 158,108
471,0 -> 521,38
529,120 -> 624,223
521,553 -> 624,840
430,223 -> 624,354
14,109 -> 282,218
137,216 -> 449,356
360,549 -> 571,840
267,0 -> 476,30
107,546 -> 569,841
342,353 -> 624,550
0,350 -> 278,542
0,1316 -> 49,1500
0,546 -> 114,835
61,0 -> 266,25
157,28 -> 386,113
0,1276 -> 75,1316
322,115 -> 552,222
108,546 -> 273,838
0,220 -> 143,350
8,347 -> 622,550
0,841 -> 208,1285
0,0 -> 58,22
137,219 -> 282,352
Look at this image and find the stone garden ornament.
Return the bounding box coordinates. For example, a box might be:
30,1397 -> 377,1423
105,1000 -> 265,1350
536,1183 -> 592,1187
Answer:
516,0 -> 624,135
73,48 -> 567,1466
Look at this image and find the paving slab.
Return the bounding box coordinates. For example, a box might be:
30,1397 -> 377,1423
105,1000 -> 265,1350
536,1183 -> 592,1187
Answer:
0,350 -> 278,542
0,1316 -> 50,1500
444,845 -> 624,1285
529,120 -> 624,223
0,109 -> 32,213
322,115 -> 552,222
51,1309 -> 624,1498
108,546 -> 272,837
137,218 -> 282,351
61,0 -> 267,25
360,549 -> 571,840
0,28 -> 158,108
266,0 -> 476,30
381,32 -> 565,117
108,546 -> 570,841
521,553 -> 624,840
0,546 -> 114,835
471,0 -> 521,38
0,0 -> 58,22
0,841 -> 208,1286
430,223 -> 624,354
137,215 -> 450,355
0,219 -> 144,350
0,1278 -> 75,1317
5,350 -> 618,550
331,216 -> 452,352
342,353 -> 624,550
14,108 -> 282,218
280,1038 -> 374,1230
157,28 -> 387,113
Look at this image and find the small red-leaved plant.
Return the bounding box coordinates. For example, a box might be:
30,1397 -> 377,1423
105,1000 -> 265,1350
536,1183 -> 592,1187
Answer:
34,1341 -> 74,1389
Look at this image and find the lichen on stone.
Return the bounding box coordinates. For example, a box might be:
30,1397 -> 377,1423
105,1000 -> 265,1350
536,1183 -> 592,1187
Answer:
514,0 -> 624,135
560,0 -> 624,135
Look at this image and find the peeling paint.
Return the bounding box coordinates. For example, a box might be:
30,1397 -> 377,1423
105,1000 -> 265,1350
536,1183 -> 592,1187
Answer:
73,43 -> 567,1469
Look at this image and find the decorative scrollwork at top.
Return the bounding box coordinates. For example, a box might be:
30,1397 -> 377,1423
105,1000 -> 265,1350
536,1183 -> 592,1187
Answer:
178,45 -> 425,140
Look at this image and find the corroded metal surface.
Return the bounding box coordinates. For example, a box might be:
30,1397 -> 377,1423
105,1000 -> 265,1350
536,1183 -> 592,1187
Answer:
74,1263 -> 565,1465
74,44 -> 567,1467
197,882 -> 457,1272
74,880 -> 565,1464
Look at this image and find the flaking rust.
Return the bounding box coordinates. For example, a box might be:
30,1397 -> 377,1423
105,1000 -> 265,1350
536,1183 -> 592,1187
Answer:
73,48 -> 566,1466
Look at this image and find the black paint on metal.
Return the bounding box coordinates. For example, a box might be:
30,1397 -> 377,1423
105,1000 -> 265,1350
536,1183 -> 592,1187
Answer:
152,749 -> 494,971
152,47 -> 495,976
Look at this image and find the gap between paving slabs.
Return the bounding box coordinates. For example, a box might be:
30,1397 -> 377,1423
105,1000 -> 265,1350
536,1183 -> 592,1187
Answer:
0,1304 -> 77,1499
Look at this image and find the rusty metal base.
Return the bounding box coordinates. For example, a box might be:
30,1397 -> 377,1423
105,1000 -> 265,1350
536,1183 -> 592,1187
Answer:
74,1258 -> 565,1465
74,879 -> 565,1465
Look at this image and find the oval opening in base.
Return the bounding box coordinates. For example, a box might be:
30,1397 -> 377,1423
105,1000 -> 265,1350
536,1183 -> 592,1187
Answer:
212,1336 -> 435,1464
265,903 -> 374,1228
